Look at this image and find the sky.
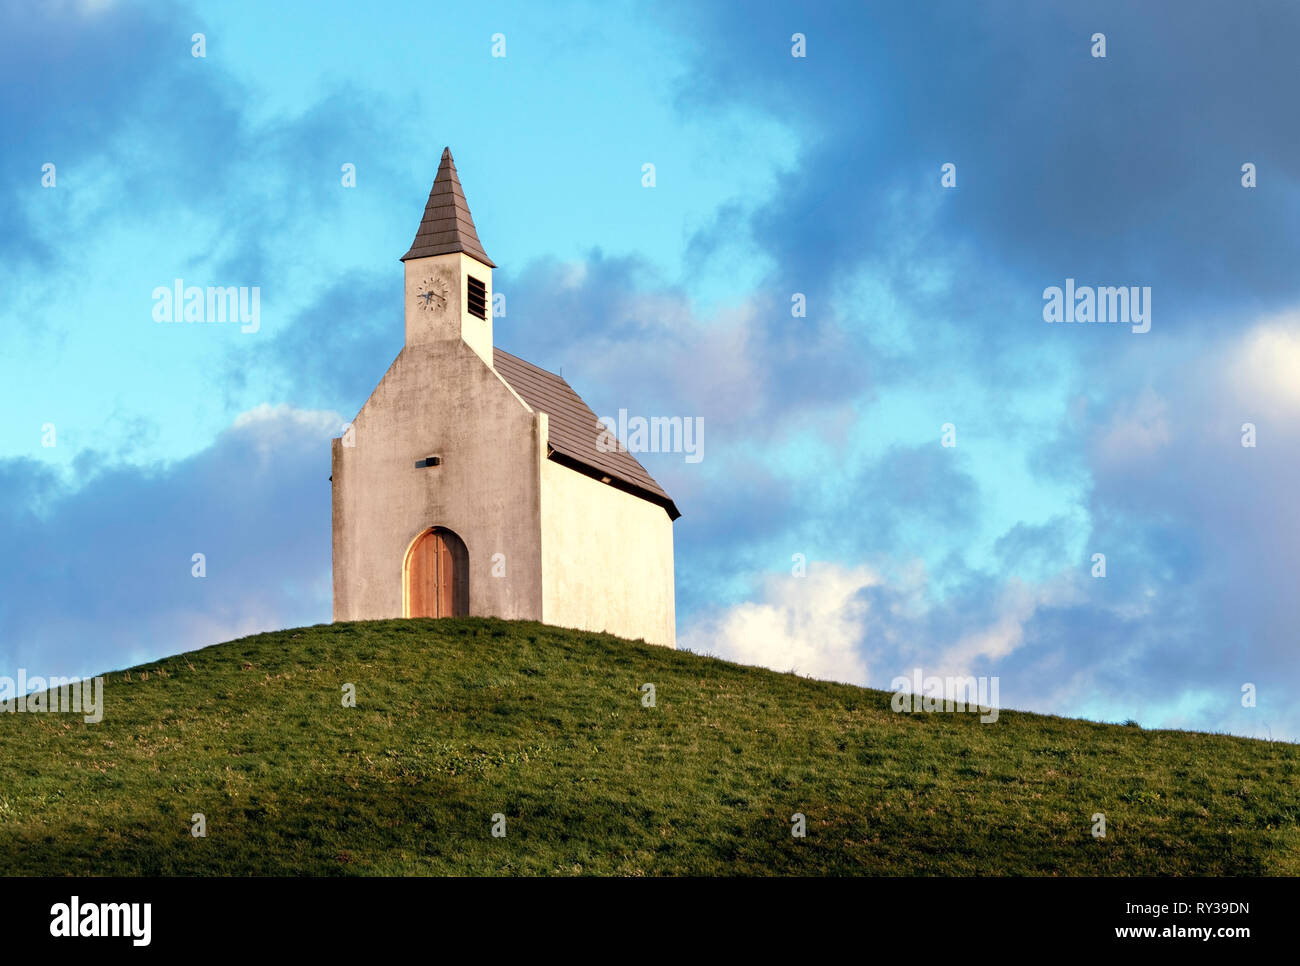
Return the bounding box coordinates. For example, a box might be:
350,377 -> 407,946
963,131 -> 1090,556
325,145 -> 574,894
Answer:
2,0 -> 1298,741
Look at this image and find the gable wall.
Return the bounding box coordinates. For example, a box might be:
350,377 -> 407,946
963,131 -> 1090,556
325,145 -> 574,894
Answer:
332,340 -> 544,621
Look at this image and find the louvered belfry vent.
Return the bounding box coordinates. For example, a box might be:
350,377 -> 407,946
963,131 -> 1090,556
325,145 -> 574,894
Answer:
467,275 -> 488,320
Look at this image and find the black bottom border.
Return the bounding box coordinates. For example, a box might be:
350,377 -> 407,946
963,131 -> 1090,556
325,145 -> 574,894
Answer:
5,875 -> 1294,952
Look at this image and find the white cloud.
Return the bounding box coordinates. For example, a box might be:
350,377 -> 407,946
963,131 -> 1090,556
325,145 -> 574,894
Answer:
232,402 -> 342,434
232,403 -> 343,464
1225,313 -> 1300,415
936,574 -> 1083,672
681,563 -> 879,685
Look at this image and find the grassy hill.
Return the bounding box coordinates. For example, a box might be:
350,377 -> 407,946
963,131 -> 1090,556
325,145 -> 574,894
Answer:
0,618 -> 1296,875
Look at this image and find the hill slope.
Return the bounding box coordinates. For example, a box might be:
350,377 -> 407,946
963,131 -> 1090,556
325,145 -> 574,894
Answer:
1,619 -> 1296,875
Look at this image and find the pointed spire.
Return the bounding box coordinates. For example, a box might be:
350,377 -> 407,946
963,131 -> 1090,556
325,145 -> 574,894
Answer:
400,147 -> 495,266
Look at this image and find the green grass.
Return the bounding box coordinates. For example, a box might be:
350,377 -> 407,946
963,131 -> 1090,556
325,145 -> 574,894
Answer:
1,618 -> 1296,875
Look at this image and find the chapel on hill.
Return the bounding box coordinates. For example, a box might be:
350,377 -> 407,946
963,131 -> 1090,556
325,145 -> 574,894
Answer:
332,148 -> 679,647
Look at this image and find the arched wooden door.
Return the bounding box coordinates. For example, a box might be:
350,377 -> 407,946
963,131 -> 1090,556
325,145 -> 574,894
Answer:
405,528 -> 468,618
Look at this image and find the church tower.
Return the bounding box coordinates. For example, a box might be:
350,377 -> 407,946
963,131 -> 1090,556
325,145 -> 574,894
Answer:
399,147 -> 496,366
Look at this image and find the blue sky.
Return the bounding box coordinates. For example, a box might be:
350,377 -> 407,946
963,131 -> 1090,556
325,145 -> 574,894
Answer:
3,0 -> 1298,741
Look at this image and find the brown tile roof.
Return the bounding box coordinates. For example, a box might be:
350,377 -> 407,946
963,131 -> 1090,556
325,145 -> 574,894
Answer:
494,349 -> 681,520
400,147 -> 496,267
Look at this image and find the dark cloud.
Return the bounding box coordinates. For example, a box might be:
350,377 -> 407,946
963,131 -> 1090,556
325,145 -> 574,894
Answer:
0,406 -> 334,679
224,273 -> 401,417
0,1 -> 415,348
676,0 -> 1300,334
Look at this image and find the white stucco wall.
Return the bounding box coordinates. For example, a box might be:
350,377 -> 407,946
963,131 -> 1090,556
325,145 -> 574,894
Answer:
332,339 -> 545,622
539,459 -> 676,647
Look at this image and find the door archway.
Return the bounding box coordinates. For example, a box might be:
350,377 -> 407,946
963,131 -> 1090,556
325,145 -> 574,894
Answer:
403,527 -> 469,618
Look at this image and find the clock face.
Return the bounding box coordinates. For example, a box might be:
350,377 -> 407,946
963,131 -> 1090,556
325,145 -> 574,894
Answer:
417,277 -> 449,311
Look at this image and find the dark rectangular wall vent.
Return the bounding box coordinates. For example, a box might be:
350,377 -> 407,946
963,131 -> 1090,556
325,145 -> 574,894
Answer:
467,276 -> 488,320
